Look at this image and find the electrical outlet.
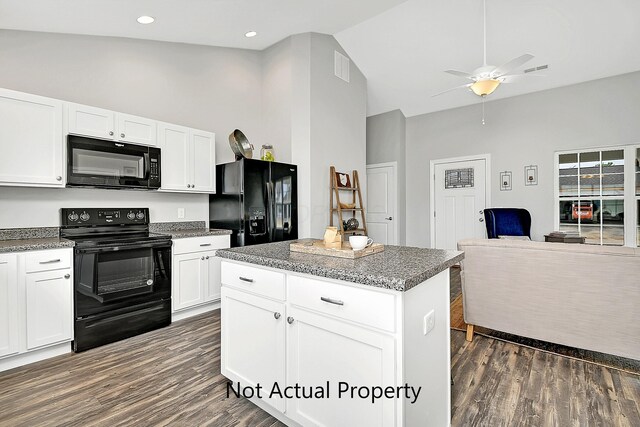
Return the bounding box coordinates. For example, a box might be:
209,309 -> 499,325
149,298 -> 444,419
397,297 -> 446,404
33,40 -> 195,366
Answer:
177,208 -> 185,219
423,309 -> 435,335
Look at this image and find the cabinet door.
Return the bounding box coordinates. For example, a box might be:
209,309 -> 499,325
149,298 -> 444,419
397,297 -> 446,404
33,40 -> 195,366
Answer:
221,287 -> 285,412
117,113 -> 157,146
158,123 -> 191,191
191,130 -> 216,193
204,251 -> 221,302
173,253 -> 205,311
0,89 -> 64,187
0,254 -> 19,358
67,103 -> 116,140
25,269 -> 73,350
287,307 -> 396,427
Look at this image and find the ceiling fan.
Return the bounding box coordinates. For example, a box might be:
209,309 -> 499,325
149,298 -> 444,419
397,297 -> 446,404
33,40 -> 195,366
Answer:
433,0 -> 540,99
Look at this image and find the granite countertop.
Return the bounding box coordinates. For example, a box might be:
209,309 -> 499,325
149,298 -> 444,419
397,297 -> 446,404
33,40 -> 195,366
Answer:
216,241 -> 464,291
149,221 -> 232,239
0,237 -> 75,253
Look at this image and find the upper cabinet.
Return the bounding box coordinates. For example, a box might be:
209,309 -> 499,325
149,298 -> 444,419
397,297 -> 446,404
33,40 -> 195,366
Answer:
67,103 -> 157,147
0,88 -> 64,188
159,123 -> 216,193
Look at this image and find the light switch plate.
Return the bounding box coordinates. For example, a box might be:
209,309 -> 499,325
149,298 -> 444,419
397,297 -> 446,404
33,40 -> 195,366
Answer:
423,309 -> 435,335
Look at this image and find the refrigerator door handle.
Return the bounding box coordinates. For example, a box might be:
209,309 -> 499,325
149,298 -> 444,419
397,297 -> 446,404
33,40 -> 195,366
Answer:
267,181 -> 275,242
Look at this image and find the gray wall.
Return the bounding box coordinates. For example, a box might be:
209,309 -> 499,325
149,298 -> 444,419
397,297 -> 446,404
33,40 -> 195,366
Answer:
405,71 -> 640,247
0,29 -> 262,227
366,109 -> 406,244
309,33 -> 367,237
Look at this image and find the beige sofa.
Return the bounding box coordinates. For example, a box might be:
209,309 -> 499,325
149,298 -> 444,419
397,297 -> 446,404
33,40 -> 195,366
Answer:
458,239 -> 640,360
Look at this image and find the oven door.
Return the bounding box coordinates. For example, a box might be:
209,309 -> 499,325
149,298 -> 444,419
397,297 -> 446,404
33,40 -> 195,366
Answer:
74,240 -> 171,318
67,135 -> 151,188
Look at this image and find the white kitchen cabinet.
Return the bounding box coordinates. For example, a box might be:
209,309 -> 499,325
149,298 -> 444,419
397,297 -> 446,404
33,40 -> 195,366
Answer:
0,248 -> 74,373
221,286 -> 286,412
286,306 -> 396,427
159,122 -> 215,193
0,88 -> 64,188
0,254 -> 19,358
171,235 -> 230,320
67,103 -> 157,146
25,269 -> 73,350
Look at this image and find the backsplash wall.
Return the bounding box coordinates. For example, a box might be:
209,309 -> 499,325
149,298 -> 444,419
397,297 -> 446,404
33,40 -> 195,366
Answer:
0,187 -> 208,228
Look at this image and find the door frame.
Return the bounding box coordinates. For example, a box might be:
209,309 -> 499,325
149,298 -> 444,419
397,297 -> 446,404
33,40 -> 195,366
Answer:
429,154 -> 491,248
366,161 -> 399,245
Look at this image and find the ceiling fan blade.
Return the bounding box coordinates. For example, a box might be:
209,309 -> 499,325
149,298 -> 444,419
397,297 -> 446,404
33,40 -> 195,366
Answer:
431,83 -> 472,97
491,54 -> 535,77
445,70 -> 475,80
500,73 -> 546,83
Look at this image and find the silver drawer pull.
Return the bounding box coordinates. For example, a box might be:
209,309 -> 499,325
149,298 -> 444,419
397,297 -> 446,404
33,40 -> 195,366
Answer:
40,259 -> 61,264
321,296 -> 344,306
200,243 -> 212,247
239,277 -> 254,283
274,312 -> 281,320
64,274 -> 70,279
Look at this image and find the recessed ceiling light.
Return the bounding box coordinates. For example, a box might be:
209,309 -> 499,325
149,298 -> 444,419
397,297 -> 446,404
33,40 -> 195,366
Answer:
137,16 -> 155,25
245,31 -> 257,38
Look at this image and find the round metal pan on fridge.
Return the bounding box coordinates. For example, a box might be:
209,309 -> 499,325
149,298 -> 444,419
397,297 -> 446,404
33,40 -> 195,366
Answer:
228,129 -> 254,159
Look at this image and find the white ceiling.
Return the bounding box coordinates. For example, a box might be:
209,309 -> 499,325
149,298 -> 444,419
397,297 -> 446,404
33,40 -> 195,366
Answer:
0,0 -> 406,50
335,0 -> 640,117
2,0 -> 640,118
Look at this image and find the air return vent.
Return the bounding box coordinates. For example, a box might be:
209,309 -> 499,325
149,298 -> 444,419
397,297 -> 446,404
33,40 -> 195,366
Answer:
524,64 -> 548,74
334,51 -> 350,82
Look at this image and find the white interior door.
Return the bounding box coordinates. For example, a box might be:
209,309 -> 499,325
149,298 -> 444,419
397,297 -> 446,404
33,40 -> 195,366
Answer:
434,159 -> 487,250
366,163 -> 397,245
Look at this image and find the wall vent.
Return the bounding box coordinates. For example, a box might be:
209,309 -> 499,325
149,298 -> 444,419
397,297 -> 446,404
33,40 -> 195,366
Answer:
524,64 -> 549,74
334,50 -> 350,83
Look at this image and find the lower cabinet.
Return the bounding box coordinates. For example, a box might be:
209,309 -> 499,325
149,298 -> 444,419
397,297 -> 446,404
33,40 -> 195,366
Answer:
0,248 -> 74,372
171,235 -> 230,317
286,307 -> 396,427
25,269 -> 73,350
0,254 -> 19,358
221,287 -> 286,412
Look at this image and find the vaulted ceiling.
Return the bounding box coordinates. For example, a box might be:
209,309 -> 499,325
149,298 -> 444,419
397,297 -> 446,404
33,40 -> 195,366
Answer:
2,0 -> 640,118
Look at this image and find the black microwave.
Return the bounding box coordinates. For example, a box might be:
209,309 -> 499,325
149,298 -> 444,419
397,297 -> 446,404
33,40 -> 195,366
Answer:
67,135 -> 161,190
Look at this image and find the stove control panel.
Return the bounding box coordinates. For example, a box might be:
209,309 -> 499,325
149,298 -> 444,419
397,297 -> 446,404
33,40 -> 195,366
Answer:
61,208 -> 150,226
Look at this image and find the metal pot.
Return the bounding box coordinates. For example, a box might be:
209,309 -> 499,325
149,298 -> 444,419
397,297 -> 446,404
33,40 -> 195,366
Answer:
228,129 -> 254,159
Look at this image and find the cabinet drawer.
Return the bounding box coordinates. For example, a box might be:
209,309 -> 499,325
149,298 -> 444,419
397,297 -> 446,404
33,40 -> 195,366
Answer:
221,261 -> 285,301
172,235 -> 230,255
24,249 -> 72,273
288,275 -> 396,332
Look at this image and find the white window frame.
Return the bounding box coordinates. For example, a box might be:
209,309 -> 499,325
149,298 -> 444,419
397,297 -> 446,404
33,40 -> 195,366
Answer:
554,144 -> 639,247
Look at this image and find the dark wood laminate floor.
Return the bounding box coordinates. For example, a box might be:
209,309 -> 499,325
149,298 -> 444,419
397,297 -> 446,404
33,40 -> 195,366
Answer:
1,308 -> 638,426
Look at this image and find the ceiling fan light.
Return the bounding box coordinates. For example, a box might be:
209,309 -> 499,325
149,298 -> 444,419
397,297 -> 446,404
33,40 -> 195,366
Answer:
470,79 -> 501,96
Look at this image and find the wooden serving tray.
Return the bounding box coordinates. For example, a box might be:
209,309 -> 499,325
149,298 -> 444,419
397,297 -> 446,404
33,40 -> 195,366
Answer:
290,239 -> 384,259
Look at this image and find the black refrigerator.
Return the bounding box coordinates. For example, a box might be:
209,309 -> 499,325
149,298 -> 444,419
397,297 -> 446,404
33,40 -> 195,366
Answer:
209,158 -> 298,247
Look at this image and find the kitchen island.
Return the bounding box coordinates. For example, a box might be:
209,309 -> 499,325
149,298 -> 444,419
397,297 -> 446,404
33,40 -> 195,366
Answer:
216,241 -> 463,427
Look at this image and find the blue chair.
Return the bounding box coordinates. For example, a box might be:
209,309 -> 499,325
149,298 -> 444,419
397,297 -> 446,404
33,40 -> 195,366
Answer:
483,208 -> 531,239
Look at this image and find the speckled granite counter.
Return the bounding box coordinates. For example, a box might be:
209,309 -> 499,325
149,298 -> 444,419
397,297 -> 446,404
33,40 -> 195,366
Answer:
0,227 -> 75,253
149,221 -> 232,239
217,241 -> 464,291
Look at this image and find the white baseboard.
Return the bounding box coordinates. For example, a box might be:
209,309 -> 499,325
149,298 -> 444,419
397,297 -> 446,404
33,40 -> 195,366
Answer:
172,300 -> 220,322
0,341 -> 71,373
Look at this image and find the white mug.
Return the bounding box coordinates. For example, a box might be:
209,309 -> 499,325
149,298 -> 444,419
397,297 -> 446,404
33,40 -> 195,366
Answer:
349,235 -> 373,251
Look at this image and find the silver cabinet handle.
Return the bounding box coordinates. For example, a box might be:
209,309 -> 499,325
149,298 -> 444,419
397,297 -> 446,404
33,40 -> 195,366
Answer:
239,277 -> 254,283
206,256 -> 210,259
287,317 -> 294,324
479,210 -> 483,214
109,131 -> 114,136
385,216 -> 393,220
40,259 -> 61,264
64,273 -> 70,279
274,312 -> 281,320
479,218 -> 484,222
56,176 -> 62,181
321,296 -> 344,306
200,243 -> 211,247
201,256 -> 205,260
120,133 -> 125,138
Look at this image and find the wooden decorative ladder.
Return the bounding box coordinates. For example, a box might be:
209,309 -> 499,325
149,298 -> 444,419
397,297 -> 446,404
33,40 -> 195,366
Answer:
330,166 -> 368,237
